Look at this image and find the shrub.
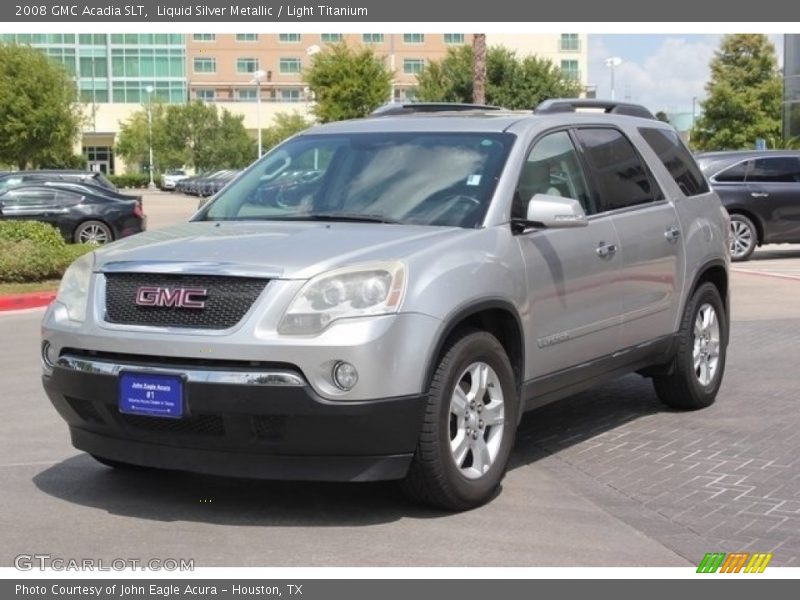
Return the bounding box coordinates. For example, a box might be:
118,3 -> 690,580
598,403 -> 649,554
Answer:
0,240 -> 93,283
0,220 -> 65,246
108,173 -> 151,189
0,221 -> 93,283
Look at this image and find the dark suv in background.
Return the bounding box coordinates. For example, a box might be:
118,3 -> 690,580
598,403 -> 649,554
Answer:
698,151 -> 800,261
0,170 -> 117,193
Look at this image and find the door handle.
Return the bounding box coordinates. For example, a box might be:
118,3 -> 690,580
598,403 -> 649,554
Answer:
751,192 -> 769,198
596,242 -> 617,258
664,226 -> 681,242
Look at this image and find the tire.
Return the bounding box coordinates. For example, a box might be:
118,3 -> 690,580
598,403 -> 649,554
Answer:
652,283 -> 727,410
91,454 -> 150,471
74,220 -> 114,245
400,329 -> 519,511
729,214 -> 757,262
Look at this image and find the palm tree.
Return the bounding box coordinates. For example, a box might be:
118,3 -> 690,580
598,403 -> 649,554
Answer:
473,34 -> 486,105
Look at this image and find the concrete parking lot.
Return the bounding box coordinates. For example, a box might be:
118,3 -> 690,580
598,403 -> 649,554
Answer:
1,193 -> 799,567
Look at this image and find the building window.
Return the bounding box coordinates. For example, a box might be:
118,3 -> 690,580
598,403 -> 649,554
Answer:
443,34 -> 465,45
193,57 -> 216,73
279,88 -> 303,102
279,58 -> 302,74
235,34 -> 258,42
362,33 -> 384,44
192,34 -> 215,42
195,89 -> 216,102
560,33 -> 580,52
235,88 -> 258,102
403,33 -> 424,44
403,58 -> 425,74
560,59 -> 580,81
321,34 -> 343,43
279,33 -> 302,43
236,58 -> 259,74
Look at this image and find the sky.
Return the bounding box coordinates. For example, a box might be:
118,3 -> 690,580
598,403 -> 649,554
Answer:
587,34 -> 785,115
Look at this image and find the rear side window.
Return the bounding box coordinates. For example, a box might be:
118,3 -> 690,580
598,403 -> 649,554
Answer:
714,161 -> 750,182
639,127 -> 710,196
575,128 -> 662,212
748,157 -> 800,183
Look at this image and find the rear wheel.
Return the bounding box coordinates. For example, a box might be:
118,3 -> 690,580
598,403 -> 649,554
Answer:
74,220 -> 113,245
401,330 -> 518,511
729,214 -> 757,262
652,283 -> 727,410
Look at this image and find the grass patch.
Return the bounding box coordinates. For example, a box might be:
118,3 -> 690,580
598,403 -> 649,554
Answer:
0,280 -> 60,295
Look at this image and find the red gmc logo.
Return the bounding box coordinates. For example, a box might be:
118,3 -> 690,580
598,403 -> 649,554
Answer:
135,287 -> 207,309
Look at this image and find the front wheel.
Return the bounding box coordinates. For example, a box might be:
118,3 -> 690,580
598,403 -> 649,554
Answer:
401,330 -> 519,511
652,283 -> 727,410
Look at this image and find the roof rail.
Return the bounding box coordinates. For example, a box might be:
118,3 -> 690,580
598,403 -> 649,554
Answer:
534,99 -> 656,120
370,102 -> 505,116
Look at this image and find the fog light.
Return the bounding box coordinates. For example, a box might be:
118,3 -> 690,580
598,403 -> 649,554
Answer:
42,341 -> 57,369
332,361 -> 358,391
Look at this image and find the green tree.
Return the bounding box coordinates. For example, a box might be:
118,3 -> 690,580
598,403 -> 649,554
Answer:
655,111 -> 670,123
0,43 -> 84,169
261,111 -> 312,151
691,34 -> 782,151
116,102 -> 256,173
416,45 -> 582,110
305,43 -> 392,122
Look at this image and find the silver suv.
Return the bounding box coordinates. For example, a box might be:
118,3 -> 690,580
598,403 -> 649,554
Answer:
41,100 -> 730,510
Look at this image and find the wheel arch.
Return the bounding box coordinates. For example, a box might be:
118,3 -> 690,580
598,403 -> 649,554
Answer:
424,300 -> 525,395
72,217 -> 116,243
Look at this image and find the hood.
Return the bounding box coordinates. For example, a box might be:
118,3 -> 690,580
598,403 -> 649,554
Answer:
93,220 -> 468,279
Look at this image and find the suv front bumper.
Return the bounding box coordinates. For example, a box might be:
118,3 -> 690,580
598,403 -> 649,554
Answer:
43,354 -> 428,482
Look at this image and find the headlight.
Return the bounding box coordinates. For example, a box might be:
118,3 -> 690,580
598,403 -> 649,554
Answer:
55,252 -> 94,322
279,262 -> 406,335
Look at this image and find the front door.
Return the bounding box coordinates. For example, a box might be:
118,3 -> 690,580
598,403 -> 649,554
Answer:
515,130 -> 623,379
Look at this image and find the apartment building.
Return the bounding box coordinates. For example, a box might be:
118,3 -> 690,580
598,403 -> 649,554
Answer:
1,32 -> 589,173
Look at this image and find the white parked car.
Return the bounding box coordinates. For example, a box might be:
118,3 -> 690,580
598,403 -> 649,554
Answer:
160,169 -> 189,191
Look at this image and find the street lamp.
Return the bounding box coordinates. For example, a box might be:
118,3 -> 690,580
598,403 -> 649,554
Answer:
144,85 -> 155,190
604,57 -> 622,101
251,69 -> 268,158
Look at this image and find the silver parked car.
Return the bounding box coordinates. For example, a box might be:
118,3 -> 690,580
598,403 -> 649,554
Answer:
41,100 -> 730,510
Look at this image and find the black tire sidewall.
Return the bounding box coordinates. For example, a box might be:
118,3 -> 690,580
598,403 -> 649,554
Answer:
679,283 -> 728,402
432,332 -> 518,504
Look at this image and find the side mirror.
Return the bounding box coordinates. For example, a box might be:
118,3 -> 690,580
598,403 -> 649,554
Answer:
526,194 -> 588,228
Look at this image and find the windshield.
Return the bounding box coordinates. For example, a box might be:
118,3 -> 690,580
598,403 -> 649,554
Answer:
196,131 -> 514,228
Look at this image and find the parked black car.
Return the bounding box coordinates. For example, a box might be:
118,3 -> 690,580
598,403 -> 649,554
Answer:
0,184 -> 145,245
698,150 -> 800,261
200,169 -> 241,196
0,170 -> 117,193
38,180 -> 143,205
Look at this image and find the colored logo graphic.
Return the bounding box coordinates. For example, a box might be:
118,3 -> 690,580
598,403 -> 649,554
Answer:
697,552 -> 773,573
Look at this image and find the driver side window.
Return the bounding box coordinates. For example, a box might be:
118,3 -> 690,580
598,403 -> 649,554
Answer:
513,131 -> 594,219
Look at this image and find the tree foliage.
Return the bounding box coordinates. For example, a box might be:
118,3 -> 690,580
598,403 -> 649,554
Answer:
0,43 -> 85,170
115,101 -> 256,173
261,111 -> 313,151
691,34 -> 782,151
305,43 -> 392,122
416,45 -> 582,110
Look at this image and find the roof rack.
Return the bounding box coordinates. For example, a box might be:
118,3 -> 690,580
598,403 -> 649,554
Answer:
370,102 -> 505,116
534,99 -> 656,120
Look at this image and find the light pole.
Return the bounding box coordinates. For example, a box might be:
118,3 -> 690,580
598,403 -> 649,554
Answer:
251,69 -> 267,158
604,57 -> 622,101
144,85 -> 155,190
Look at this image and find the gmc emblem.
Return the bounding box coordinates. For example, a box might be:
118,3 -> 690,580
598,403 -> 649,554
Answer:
135,286 -> 207,309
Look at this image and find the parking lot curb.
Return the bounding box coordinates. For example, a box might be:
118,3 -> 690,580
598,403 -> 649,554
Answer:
0,291 -> 56,311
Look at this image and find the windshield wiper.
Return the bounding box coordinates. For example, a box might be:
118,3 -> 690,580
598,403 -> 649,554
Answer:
294,212 -> 401,224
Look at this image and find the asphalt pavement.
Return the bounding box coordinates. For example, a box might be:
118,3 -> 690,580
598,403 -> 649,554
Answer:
1,195 -> 799,567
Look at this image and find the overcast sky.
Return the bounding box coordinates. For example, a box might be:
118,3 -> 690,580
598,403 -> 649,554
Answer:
588,34 -> 786,115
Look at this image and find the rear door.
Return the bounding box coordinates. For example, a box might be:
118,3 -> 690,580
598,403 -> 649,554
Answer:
746,156 -> 800,242
574,127 -> 685,349
0,188 -> 60,227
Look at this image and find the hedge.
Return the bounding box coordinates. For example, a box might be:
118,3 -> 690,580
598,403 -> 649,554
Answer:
107,173 -> 152,189
0,221 -> 93,283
